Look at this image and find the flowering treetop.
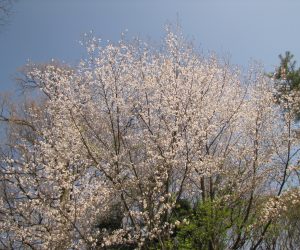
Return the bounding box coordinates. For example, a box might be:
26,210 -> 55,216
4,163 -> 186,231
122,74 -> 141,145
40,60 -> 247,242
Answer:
0,27 -> 300,249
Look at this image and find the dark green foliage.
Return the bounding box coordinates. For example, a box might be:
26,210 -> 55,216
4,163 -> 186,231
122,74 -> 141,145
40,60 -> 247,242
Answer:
273,51 -> 300,91
95,203 -> 138,250
273,52 -> 300,100
165,199 -> 232,250
271,51 -> 300,119
172,199 -> 193,220
95,202 -> 123,231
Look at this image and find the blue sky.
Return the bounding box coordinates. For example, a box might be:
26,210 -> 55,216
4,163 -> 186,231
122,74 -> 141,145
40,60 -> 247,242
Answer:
1,0 -> 300,92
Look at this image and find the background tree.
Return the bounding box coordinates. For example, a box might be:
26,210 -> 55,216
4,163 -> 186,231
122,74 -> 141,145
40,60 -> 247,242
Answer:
273,51 -> 300,89
0,0 -> 14,27
272,51 -> 300,118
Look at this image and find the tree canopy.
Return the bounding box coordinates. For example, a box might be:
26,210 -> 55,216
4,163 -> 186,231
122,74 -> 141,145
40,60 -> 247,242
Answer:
1,28 -> 300,249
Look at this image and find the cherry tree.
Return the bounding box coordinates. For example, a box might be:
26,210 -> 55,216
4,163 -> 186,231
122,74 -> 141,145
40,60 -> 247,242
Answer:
0,28 -> 300,249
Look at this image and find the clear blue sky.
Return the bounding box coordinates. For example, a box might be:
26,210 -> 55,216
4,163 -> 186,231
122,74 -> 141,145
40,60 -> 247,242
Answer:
1,0 -> 300,92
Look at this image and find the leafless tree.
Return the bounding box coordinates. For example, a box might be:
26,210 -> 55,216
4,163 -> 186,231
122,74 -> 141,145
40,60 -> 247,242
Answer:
0,0 -> 14,27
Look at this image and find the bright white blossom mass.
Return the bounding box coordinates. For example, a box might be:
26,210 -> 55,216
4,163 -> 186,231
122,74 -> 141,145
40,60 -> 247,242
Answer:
0,27 -> 300,249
